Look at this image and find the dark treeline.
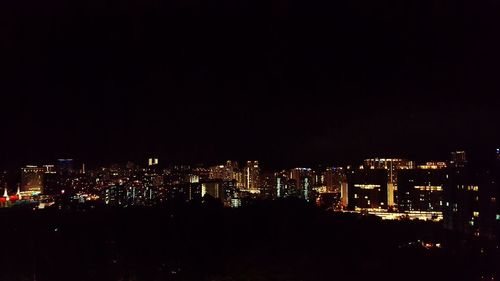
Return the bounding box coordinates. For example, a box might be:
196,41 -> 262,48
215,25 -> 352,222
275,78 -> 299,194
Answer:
0,199 -> 491,281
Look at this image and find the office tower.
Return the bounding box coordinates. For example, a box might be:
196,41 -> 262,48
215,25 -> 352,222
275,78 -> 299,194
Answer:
104,184 -> 127,206
477,151 -> 500,240
260,172 -> 276,199
397,164 -> 448,213
243,161 -> 260,190
57,159 -> 74,175
450,151 -> 467,168
324,168 -> 335,192
289,168 -> 314,201
201,181 -> 224,200
221,180 -> 240,207
443,153 -> 480,235
43,170 -> 59,195
21,165 -> 46,195
325,167 -> 346,193
341,180 -> 348,208
346,168 -> 388,210
276,176 -> 284,198
362,158 -> 415,209
143,168 -> 163,205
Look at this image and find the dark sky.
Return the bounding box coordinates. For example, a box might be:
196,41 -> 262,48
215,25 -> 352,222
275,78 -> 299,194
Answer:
1,0 -> 499,169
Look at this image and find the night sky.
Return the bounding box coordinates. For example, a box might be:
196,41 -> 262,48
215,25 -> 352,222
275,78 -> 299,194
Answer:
1,0 -> 499,169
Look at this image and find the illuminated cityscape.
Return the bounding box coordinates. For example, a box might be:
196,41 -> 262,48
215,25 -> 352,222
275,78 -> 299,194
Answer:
2,151 -> 499,232
0,148 -> 498,280
2,0 -> 499,278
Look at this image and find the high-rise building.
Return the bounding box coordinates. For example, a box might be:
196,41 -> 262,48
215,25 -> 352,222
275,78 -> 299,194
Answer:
477,152 -> 500,240
201,181 -> 224,200
209,161 -> 242,187
57,159 -> 74,175
276,174 -> 285,198
21,165 -> 46,195
324,167 -> 346,193
243,161 -> 260,191
443,154 -> 480,235
259,172 -> 276,199
362,158 -> 415,209
289,168 -> 314,201
346,168 -> 388,210
397,165 -> 447,213
148,158 -> 159,166
104,184 -> 127,206
450,151 -> 467,168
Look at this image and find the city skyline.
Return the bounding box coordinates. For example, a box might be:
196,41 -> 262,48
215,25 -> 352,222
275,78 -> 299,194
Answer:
1,0 -> 499,279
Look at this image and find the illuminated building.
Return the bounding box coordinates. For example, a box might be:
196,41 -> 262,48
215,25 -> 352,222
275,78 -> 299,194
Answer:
142,168 -> 164,205
104,184 -> 127,206
450,150 -> 467,168
209,165 -> 231,181
191,167 -> 211,182
243,161 -> 260,191
148,158 -> 159,166
222,180 -> 240,207
43,170 -> 60,195
289,168 -> 314,201
189,174 -> 200,183
363,158 -> 415,170
57,159 -> 74,175
21,165 -> 46,195
341,180 -> 348,208
475,149 -> 500,240
202,181 -> 224,200
324,168 -> 338,193
260,173 -> 276,199
443,151 -> 480,235
346,169 -> 388,211
362,158 -> 415,209
166,183 -> 202,203
397,167 -> 447,213
209,161 -> 243,188
276,175 -> 284,198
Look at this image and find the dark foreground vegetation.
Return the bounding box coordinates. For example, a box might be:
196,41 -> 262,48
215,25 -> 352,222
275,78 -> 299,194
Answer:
0,199 -> 496,281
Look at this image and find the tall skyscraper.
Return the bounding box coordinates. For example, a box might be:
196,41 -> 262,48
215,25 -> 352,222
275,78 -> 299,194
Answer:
243,161 -> 260,190
443,153 -> 480,235
289,168 -> 314,200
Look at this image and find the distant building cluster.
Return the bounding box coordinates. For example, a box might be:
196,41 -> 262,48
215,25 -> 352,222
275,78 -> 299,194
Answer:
1,150 -> 499,240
